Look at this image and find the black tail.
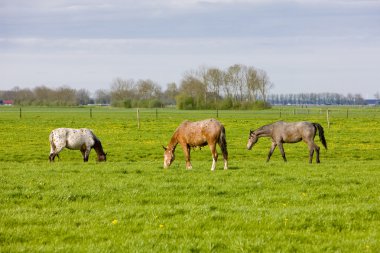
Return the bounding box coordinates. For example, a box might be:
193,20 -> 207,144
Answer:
313,123 -> 327,149
219,125 -> 228,159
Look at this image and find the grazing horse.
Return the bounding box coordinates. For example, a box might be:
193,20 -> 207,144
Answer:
163,118 -> 228,170
247,121 -> 327,163
49,128 -> 107,162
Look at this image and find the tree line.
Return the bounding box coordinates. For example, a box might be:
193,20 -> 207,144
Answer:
0,86 -> 92,106
268,93 -> 367,106
1,63 -> 375,108
172,64 -> 273,109
0,64 -> 274,109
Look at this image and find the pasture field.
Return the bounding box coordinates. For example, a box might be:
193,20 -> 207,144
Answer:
0,106 -> 379,252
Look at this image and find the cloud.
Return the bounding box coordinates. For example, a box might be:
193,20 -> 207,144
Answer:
1,0 -> 379,96
2,0 -> 379,40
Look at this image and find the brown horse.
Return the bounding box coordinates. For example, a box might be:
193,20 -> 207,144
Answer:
163,118 -> 228,170
247,121 -> 327,163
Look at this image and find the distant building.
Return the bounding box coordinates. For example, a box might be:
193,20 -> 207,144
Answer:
0,100 -> 14,105
365,99 -> 380,106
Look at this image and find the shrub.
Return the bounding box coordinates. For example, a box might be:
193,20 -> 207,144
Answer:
176,95 -> 195,110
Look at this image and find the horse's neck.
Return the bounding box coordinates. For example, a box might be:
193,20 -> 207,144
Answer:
168,132 -> 179,151
256,126 -> 272,137
93,139 -> 105,155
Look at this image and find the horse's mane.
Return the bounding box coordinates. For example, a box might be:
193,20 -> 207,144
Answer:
254,122 -> 276,136
90,131 -> 105,154
256,124 -> 271,132
167,130 -> 179,151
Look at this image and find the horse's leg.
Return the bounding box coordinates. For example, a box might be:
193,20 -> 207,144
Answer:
84,148 -> 91,162
80,149 -> 86,162
221,148 -> 228,170
307,143 -> 314,163
267,142 -> 277,162
208,142 -> 218,171
315,144 -> 321,163
181,144 -> 192,169
49,153 -> 56,162
49,152 -> 55,162
49,145 -> 54,161
218,136 -> 228,170
49,145 -> 64,162
81,145 -> 90,162
278,142 -> 287,162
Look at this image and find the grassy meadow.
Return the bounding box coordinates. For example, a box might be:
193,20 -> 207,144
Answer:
0,106 -> 379,252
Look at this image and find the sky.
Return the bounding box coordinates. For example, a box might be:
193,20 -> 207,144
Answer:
0,0 -> 379,98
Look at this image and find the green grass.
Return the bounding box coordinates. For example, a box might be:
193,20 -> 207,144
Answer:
0,107 -> 380,252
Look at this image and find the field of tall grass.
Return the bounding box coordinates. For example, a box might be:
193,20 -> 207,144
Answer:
1,106 -> 379,252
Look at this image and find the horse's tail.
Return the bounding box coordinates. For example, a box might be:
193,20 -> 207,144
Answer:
219,125 -> 228,158
312,123 -> 327,150
49,131 -> 58,161
49,131 -> 56,152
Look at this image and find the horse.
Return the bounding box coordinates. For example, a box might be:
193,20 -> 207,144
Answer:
163,118 -> 228,170
49,128 -> 107,162
247,121 -> 327,163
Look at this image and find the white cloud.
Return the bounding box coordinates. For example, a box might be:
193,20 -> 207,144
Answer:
1,0 -> 379,96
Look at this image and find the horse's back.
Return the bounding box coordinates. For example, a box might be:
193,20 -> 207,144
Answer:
180,118 -> 222,131
51,127 -> 91,138
178,118 -> 223,146
272,121 -> 315,142
50,128 -> 94,150
274,121 -> 313,131
50,128 -> 69,141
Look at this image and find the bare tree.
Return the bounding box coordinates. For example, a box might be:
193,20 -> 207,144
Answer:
225,64 -> 246,102
185,67 -> 209,104
179,74 -> 207,108
13,87 -> 34,105
110,78 -> 135,102
56,86 -> 76,106
205,68 -> 224,103
257,69 -> 273,102
246,66 -> 259,102
94,89 -> 111,104
136,79 -> 161,100
76,88 -> 91,105
34,86 -> 53,105
164,82 -> 178,104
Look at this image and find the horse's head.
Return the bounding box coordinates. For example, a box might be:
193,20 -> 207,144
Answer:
163,146 -> 175,168
247,130 -> 259,150
97,152 -> 107,162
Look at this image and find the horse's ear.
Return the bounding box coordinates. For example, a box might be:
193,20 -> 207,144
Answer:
162,145 -> 167,151
250,129 -> 253,134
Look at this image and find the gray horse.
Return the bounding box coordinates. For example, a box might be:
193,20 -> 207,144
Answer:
247,121 -> 327,163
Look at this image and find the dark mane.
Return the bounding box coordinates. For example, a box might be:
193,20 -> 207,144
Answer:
91,132 -> 106,157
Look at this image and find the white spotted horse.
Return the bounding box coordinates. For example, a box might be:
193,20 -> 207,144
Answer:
49,128 -> 107,162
